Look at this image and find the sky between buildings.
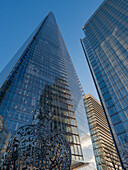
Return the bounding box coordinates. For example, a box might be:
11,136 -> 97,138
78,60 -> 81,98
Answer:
0,0 -> 104,100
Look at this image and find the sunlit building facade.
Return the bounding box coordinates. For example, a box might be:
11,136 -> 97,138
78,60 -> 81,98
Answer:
0,12 -> 96,169
84,94 -> 121,169
81,0 -> 128,168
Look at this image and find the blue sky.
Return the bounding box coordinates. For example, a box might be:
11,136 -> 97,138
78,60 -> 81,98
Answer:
0,0 -> 103,100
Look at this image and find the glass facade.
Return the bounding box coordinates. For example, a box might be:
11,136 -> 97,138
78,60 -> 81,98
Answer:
81,0 -> 128,168
0,12 -> 95,169
84,94 -> 121,170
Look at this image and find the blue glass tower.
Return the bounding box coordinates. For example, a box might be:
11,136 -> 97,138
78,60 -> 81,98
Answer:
81,0 -> 128,168
0,12 -> 96,169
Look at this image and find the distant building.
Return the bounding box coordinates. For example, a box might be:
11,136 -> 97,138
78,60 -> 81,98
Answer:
84,94 -> 121,169
0,12 -> 96,169
81,0 -> 128,168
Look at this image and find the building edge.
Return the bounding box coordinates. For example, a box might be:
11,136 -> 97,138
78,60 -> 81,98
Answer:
0,12 -> 52,88
80,38 -> 124,169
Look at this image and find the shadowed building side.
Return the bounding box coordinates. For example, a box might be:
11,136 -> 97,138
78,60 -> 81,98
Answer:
81,0 -> 128,168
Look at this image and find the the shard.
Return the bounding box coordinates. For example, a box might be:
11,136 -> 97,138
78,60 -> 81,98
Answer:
0,12 -> 95,169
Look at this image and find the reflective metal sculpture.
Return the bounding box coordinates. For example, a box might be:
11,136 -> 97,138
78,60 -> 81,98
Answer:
1,106 -> 71,169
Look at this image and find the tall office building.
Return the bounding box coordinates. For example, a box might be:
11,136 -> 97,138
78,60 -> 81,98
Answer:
84,93 -> 121,169
0,12 -> 96,169
81,0 -> 128,168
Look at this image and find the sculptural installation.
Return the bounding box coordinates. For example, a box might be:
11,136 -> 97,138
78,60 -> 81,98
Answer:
1,104 -> 71,169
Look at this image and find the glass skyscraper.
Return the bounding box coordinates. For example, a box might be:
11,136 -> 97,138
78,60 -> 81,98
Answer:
84,94 -> 121,169
81,0 -> 128,169
0,12 -> 96,169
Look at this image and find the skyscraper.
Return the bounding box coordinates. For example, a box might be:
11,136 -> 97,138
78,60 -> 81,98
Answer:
81,0 -> 128,168
84,93 -> 121,169
0,12 -> 96,169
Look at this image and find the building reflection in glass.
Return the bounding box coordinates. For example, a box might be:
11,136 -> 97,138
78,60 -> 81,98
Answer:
81,0 -> 128,168
0,12 -> 95,169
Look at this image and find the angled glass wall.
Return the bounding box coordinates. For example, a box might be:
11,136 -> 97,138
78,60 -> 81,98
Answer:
0,12 -> 95,169
81,0 -> 128,168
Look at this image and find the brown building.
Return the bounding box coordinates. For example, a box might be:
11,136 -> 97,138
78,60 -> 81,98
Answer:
83,94 -> 121,170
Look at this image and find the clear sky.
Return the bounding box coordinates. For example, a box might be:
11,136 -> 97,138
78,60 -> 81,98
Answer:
0,0 -> 104,100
